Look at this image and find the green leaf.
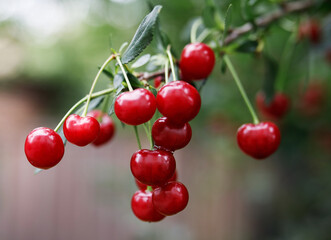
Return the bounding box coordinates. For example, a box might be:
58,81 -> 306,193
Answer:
222,4 -> 233,42
202,5 -> 216,28
101,68 -> 114,79
263,54 -> 278,103
121,5 -> 162,64
131,54 -> 151,69
113,73 -> 144,90
236,40 -> 258,53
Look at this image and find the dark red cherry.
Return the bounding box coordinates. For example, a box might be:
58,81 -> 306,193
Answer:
237,122 -> 281,159
299,82 -> 326,116
114,88 -> 156,125
131,149 -> 176,186
152,117 -> 192,151
131,190 -> 165,222
63,114 -> 100,146
180,42 -> 215,81
256,91 -> 290,120
135,170 -> 178,190
298,19 -> 321,44
156,81 -> 201,125
152,181 -> 189,216
24,127 -> 64,169
154,76 -> 162,88
87,110 -> 115,146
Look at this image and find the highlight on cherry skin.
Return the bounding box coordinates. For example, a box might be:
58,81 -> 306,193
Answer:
156,80 -> 201,126
87,110 -> 115,146
114,88 -> 156,126
237,122 -> 281,159
24,127 -> 65,170
63,114 -> 100,147
180,42 -> 215,81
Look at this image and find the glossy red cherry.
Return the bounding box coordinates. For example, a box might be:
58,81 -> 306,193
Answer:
180,42 -> 215,81
152,117 -> 192,151
237,122 -> 281,159
63,114 -> 100,147
256,91 -> 290,120
131,190 -> 165,222
298,19 -> 321,44
154,76 -> 162,88
152,181 -> 189,216
24,127 -> 64,169
87,110 -> 115,146
156,81 -> 201,125
135,170 -> 178,190
131,149 -> 176,186
114,88 -> 156,125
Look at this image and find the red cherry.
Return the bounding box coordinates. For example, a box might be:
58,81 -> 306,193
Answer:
298,19 -> 321,44
180,42 -> 215,81
154,76 -> 162,88
114,88 -> 156,125
152,181 -> 189,216
131,190 -> 165,222
152,117 -> 192,151
256,92 -> 290,120
237,122 -> 281,159
130,149 -> 176,186
63,114 -> 100,147
135,170 -> 178,190
87,110 -> 115,146
156,81 -> 201,125
24,127 -> 64,169
299,82 -> 326,116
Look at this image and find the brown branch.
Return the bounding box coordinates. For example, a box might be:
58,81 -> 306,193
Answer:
224,0 -> 316,45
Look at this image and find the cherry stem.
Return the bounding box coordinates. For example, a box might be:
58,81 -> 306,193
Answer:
164,59 -> 169,84
146,186 -> 153,192
115,54 -> 133,92
166,45 -> 177,81
190,18 -> 202,43
54,88 -> 115,132
133,126 -> 142,149
196,29 -> 212,43
223,55 -> 259,124
82,55 -> 115,117
143,121 -> 153,150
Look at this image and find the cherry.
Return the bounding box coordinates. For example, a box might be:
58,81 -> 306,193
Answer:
24,127 -> 64,169
256,91 -> 290,120
299,82 -> 326,116
156,81 -> 201,125
152,181 -> 189,216
298,19 -> 321,44
135,170 -> 178,191
154,76 -> 162,88
180,42 -> 215,81
152,117 -> 192,151
131,149 -> 176,186
114,88 -> 156,125
131,190 -> 165,222
63,114 -> 100,147
87,110 -> 115,146
237,122 -> 281,159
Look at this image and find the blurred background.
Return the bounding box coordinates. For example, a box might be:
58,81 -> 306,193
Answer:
0,0 -> 330,239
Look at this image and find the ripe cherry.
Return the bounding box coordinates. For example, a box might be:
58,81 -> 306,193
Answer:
256,91 -> 290,120
237,122 -> 281,159
24,127 -> 64,169
87,110 -> 115,146
154,76 -> 162,88
299,82 -> 326,116
180,42 -> 215,81
131,149 -> 176,186
135,170 -> 178,191
152,181 -> 189,216
298,19 -> 321,44
114,88 -> 156,125
63,114 -> 100,147
152,117 -> 192,151
131,190 -> 165,222
156,81 -> 201,125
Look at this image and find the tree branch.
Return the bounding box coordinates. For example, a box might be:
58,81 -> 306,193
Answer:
223,0 -> 316,45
